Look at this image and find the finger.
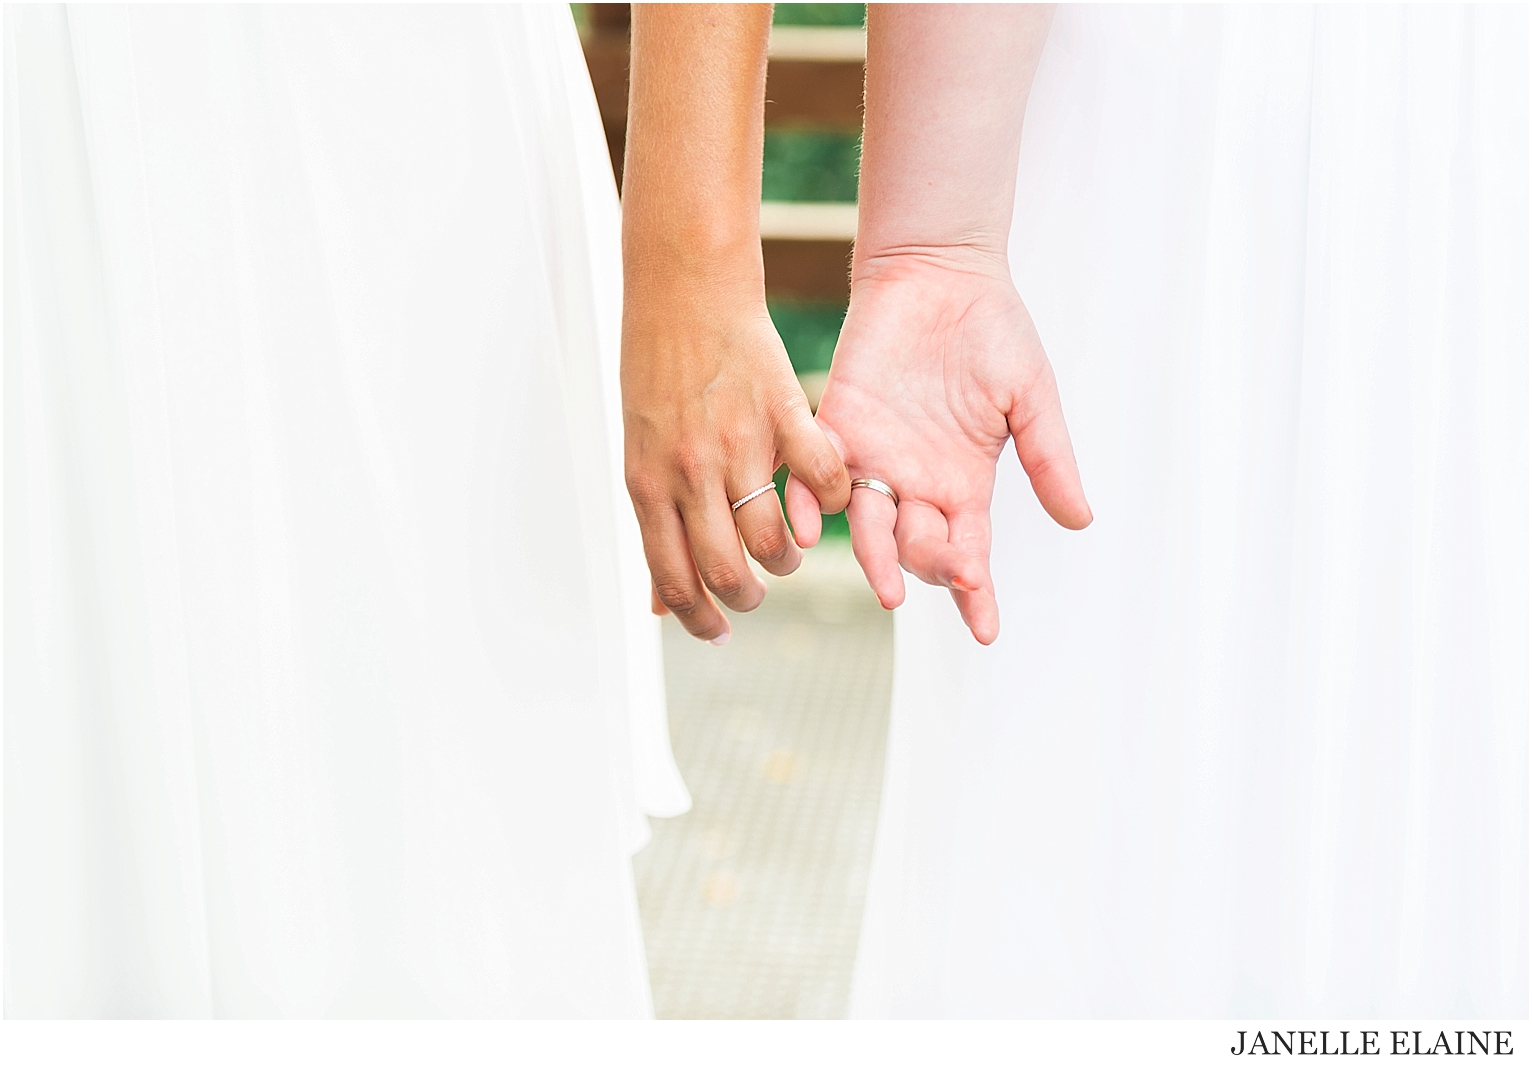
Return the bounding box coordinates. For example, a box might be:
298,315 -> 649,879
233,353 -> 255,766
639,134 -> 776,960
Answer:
1010,363 -> 1093,530
784,472 -> 823,548
650,587 -> 670,616
775,401 -> 852,515
680,492 -> 768,613
731,478 -> 802,577
946,510 -> 1000,644
847,482 -> 904,609
950,586 -> 1000,645
894,503 -> 988,593
636,503 -> 730,643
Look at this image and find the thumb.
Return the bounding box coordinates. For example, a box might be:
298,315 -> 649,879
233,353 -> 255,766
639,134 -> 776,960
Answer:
1009,363 -> 1092,530
775,400 -> 852,518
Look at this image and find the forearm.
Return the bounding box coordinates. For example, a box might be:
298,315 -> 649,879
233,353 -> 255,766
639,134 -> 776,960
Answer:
855,3 -> 1052,277
623,4 -> 772,298
619,4 -> 850,639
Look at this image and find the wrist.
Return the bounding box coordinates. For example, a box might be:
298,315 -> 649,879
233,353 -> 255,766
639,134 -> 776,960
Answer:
620,264 -> 779,379
623,252 -> 767,333
623,217 -> 764,297
850,239 -> 1012,290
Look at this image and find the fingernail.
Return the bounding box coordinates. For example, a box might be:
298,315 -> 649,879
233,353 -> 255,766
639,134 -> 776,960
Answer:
710,631 -> 731,646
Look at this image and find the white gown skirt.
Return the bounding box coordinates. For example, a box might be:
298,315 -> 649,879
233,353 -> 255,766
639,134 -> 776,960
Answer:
5,5 -> 688,1017
852,5 -> 1527,1018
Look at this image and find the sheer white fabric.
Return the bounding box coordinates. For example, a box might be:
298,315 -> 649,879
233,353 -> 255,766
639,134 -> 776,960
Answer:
6,4 -> 687,1017
852,5 -> 1527,1018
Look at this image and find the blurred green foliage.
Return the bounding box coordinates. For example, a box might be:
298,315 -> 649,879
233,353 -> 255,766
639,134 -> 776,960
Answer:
772,4 -> 866,27
762,130 -> 861,202
768,299 -> 845,375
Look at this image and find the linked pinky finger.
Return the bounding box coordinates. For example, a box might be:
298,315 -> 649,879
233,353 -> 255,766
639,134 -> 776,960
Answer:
847,489 -> 904,610
784,473 -> 823,549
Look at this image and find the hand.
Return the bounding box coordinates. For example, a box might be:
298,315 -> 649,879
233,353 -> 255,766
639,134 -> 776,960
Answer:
792,251 -> 1091,644
623,280 -> 851,644
620,5 -> 851,645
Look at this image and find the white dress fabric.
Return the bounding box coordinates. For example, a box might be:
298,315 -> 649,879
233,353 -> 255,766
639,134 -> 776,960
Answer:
852,5 -> 1527,1018
6,4 -> 688,1017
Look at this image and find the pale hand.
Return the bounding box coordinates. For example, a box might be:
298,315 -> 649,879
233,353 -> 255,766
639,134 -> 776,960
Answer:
790,253 -> 1092,644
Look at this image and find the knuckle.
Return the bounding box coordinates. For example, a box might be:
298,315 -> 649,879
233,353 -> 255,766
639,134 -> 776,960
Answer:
806,450 -> 845,490
702,563 -> 747,599
750,525 -> 792,564
624,469 -> 666,510
652,578 -> 700,616
673,450 -> 711,492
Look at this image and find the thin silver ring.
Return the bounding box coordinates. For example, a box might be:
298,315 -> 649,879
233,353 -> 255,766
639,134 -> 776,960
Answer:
850,477 -> 899,508
730,482 -> 778,513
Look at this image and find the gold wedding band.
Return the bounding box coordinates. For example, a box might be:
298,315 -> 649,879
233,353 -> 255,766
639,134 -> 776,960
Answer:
850,477 -> 899,508
730,483 -> 778,512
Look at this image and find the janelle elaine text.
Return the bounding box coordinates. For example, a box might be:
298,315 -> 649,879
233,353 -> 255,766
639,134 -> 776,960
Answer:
1232,1031 -> 1514,1056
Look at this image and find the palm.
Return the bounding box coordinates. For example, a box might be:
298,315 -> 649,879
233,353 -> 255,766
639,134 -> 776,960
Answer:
822,271 -> 1027,518
805,260 -> 1091,643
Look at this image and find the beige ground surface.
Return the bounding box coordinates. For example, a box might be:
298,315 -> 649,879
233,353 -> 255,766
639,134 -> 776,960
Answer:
633,542 -> 893,1019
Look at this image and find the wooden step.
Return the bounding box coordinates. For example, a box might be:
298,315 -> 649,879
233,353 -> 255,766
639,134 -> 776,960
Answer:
759,202 -> 858,241
767,26 -> 866,62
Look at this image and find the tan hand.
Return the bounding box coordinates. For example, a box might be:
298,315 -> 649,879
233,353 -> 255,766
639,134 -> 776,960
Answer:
624,287 -> 850,644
